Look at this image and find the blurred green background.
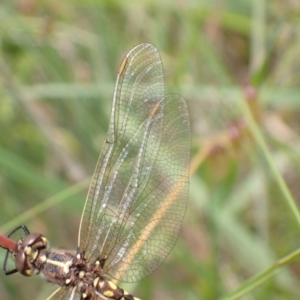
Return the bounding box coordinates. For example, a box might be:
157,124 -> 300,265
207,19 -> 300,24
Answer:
1,0 -> 300,299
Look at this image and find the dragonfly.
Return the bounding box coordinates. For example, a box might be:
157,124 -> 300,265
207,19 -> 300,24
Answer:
0,43 -> 190,300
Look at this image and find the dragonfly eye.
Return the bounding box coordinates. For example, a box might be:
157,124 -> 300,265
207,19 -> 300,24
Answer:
15,233 -> 48,276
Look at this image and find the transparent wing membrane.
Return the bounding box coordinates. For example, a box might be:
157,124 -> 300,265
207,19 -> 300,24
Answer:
46,287 -> 79,300
78,43 -> 190,283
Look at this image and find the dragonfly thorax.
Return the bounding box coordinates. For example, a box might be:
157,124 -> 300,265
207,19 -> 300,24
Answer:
14,235 -> 139,299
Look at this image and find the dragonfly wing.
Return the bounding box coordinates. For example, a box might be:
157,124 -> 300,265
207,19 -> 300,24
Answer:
105,94 -> 190,282
78,43 -> 165,260
46,287 -> 79,300
78,43 -> 190,283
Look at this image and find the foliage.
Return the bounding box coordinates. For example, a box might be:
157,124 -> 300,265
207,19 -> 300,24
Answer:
1,0 -> 300,299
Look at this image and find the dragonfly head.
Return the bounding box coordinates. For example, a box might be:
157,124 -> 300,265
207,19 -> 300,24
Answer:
14,233 -> 48,276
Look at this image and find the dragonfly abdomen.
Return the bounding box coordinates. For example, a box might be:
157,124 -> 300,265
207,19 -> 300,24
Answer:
94,277 -> 140,300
